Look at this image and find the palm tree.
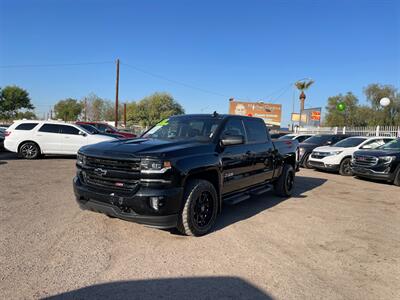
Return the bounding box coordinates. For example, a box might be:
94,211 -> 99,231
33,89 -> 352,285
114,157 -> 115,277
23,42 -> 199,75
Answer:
295,79 -> 314,112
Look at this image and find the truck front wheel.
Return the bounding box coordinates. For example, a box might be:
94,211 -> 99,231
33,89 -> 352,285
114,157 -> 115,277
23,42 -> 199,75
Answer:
177,179 -> 218,236
274,164 -> 295,197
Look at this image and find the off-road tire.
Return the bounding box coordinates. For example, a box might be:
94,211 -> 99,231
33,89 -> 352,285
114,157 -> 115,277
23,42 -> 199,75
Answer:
274,164 -> 295,197
177,179 -> 218,236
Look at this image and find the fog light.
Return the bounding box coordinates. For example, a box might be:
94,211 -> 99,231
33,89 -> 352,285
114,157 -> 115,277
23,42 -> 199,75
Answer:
150,197 -> 164,211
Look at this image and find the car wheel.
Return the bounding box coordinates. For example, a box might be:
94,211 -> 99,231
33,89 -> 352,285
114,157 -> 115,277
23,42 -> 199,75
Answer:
177,179 -> 218,236
19,142 -> 40,159
303,153 -> 313,169
274,164 -> 295,197
393,168 -> 400,186
339,158 -> 353,176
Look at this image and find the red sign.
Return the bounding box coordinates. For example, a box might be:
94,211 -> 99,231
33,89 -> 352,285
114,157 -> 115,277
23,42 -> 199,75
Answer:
310,111 -> 321,121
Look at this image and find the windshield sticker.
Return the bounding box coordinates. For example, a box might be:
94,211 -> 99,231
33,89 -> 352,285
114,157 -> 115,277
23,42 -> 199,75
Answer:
157,119 -> 169,126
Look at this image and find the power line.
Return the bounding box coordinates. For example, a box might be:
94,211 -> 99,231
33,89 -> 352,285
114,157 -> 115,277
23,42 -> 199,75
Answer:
0,61 -> 114,68
121,61 -> 230,98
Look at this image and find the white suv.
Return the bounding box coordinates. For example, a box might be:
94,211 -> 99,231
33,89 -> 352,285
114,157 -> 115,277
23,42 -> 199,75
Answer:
308,136 -> 395,176
4,120 -> 116,159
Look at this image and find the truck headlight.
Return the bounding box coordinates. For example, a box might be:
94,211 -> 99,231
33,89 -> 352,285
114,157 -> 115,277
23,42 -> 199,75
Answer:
380,156 -> 396,164
140,159 -> 171,173
77,153 -> 86,165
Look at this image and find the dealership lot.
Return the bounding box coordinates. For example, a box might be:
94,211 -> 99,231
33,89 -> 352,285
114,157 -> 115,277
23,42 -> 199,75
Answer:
0,152 -> 399,299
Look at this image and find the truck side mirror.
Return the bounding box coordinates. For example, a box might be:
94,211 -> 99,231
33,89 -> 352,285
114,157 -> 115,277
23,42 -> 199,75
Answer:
221,135 -> 244,146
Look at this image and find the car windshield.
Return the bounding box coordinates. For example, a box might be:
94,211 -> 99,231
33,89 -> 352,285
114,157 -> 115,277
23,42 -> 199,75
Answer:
303,135 -> 332,144
78,124 -> 98,134
278,135 -> 295,140
142,116 -> 222,141
378,139 -> 400,150
334,137 -> 367,148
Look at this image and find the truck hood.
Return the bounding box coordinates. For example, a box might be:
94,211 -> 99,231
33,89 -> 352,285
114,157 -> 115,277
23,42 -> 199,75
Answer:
353,149 -> 399,157
79,138 -> 214,159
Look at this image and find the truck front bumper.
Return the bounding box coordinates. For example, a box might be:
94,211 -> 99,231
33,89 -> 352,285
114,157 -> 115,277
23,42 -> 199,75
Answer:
73,176 -> 182,229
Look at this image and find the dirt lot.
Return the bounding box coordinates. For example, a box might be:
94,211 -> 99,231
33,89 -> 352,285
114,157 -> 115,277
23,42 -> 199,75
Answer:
0,151 -> 399,300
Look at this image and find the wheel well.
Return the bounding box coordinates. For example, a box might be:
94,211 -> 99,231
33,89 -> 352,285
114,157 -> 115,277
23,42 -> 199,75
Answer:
340,156 -> 352,165
18,141 -> 41,153
284,154 -> 296,169
185,170 -> 221,211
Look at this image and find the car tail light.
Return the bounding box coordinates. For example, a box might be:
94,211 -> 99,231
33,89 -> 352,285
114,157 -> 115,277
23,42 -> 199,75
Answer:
4,131 -> 10,137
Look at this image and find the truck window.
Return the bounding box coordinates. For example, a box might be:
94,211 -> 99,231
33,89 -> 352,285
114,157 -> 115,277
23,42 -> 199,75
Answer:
244,119 -> 268,143
221,119 -> 245,138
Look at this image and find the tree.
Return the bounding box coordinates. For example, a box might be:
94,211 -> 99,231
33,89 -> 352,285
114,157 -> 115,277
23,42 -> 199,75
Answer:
295,79 -> 314,111
15,111 -> 38,120
363,84 -> 400,126
324,92 -> 360,127
0,85 -> 34,119
54,98 -> 83,121
127,92 -> 184,127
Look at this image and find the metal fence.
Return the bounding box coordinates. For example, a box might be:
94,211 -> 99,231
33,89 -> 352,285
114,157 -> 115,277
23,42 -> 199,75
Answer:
294,126 -> 400,137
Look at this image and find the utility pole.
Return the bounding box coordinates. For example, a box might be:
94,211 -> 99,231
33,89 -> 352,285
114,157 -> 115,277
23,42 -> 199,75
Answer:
123,103 -> 127,128
50,108 -> 53,120
115,58 -> 120,128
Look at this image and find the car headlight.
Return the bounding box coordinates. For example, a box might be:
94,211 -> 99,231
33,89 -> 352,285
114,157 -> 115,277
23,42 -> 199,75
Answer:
77,153 -> 86,165
140,158 -> 171,173
327,151 -> 342,156
379,156 -> 396,163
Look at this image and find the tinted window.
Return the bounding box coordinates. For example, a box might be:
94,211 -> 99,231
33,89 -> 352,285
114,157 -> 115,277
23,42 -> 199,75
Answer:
78,124 -> 98,134
60,125 -> 80,135
95,124 -> 111,132
334,137 -> 367,147
38,124 -> 63,133
303,135 -> 333,144
15,123 -> 38,130
379,139 -> 400,150
221,118 -> 246,137
244,119 -> 268,143
360,139 -> 386,149
296,135 -> 311,143
331,135 -> 349,144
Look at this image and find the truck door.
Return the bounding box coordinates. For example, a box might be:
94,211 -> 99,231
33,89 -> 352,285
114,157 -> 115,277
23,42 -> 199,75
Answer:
242,118 -> 275,184
220,118 -> 254,195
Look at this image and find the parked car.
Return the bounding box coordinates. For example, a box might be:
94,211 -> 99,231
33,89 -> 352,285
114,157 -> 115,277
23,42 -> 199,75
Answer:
308,136 -> 395,175
4,120 -> 116,159
75,121 -> 136,138
76,123 -> 123,139
278,133 -> 314,143
270,132 -> 289,139
298,134 -> 351,168
73,114 -> 298,236
351,138 -> 400,186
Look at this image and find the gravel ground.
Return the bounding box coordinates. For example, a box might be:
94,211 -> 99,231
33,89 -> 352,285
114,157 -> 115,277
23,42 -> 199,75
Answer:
0,152 -> 399,300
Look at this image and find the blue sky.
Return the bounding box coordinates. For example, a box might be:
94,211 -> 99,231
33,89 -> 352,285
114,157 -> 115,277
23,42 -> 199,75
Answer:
1,0 -> 399,126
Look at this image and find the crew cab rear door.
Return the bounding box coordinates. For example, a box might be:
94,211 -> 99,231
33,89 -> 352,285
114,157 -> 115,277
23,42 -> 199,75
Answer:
242,118 -> 275,183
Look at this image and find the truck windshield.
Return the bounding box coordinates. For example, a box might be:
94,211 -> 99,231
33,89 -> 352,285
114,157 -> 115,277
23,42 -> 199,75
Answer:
379,139 -> 400,150
334,137 -> 367,148
142,116 -> 222,141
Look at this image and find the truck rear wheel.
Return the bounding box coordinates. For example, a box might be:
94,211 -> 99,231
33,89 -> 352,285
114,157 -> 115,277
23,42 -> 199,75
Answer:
274,164 -> 295,197
177,179 -> 218,236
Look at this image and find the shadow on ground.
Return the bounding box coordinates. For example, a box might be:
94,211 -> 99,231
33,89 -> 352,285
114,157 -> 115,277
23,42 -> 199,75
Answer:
213,175 -> 327,232
0,151 -> 76,161
43,276 -> 273,300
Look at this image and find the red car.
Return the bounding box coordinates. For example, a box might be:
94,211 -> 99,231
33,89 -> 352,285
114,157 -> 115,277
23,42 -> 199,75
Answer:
76,122 -> 136,138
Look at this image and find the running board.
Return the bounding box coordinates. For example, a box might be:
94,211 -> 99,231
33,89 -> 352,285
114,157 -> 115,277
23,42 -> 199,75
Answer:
223,184 -> 274,206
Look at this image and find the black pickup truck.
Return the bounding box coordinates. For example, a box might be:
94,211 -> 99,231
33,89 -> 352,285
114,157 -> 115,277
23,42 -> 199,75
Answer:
73,114 -> 298,236
351,138 -> 400,186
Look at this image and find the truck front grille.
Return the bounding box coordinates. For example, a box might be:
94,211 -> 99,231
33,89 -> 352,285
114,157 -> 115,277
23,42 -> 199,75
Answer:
311,152 -> 330,159
81,155 -> 141,191
85,156 -> 140,171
